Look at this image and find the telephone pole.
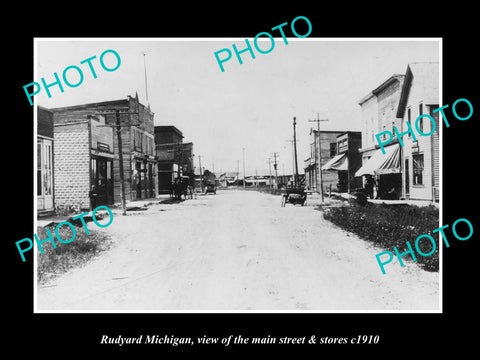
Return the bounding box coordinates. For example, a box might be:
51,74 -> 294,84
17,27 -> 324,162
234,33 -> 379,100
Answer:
91,109 -> 140,216
293,117 -> 299,187
286,139 -> 295,184
308,113 -> 328,202
272,152 -> 279,189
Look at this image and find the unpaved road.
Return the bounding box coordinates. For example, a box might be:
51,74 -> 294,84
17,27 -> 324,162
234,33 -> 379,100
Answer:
37,190 -> 439,311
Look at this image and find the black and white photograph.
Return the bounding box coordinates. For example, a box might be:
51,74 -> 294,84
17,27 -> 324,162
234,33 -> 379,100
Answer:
33,38 -> 441,312
7,7 -> 478,356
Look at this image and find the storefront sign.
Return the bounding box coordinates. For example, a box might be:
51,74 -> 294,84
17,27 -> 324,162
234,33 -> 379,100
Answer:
97,142 -> 111,152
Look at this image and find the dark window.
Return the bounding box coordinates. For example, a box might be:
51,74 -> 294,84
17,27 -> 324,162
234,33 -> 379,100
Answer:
330,143 -> 337,157
37,143 -> 42,196
133,128 -> 143,152
413,154 -> 424,185
419,103 -> 424,133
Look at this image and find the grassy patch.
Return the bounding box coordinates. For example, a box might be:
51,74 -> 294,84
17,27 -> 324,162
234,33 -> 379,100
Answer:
322,203 -> 440,271
37,225 -> 112,285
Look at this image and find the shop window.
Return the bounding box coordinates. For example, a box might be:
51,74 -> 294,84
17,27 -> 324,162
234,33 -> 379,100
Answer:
37,143 -> 42,196
418,103 -> 424,133
413,154 -> 424,185
37,139 -> 53,197
330,143 -> 336,157
133,128 -> 143,152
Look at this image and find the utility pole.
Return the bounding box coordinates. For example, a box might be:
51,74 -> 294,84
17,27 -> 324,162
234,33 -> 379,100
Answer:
92,109 -> 140,216
308,113 -> 328,202
293,117 -> 299,187
242,148 -> 246,189
286,139 -> 295,186
272,152 -> 279,189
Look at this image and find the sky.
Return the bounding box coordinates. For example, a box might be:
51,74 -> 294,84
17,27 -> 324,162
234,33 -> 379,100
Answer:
35,38 -> 439,176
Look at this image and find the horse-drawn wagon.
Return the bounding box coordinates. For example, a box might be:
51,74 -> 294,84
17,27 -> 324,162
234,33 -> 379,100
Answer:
281,187 -> 307,207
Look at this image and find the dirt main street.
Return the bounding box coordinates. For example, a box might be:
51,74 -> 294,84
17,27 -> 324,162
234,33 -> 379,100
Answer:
36,190 -> 439,311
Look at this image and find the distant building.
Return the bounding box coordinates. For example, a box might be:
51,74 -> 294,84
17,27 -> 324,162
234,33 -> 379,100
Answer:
304,130 -> 345,192
244,175 -> 271,187
154,126 -> 194,194
397,62 -> 439,201
51,94 -> 157,208
356,75 -> 404,199
37,106 -> 55,215
322,131 -> 362,192
218,172 -> 238,187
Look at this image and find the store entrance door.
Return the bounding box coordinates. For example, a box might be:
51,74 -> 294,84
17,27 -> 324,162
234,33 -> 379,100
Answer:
91,157 -> 113,207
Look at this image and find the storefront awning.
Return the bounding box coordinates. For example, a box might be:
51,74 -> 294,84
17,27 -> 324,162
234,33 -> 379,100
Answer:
322,153 -> 348,171
355,144 -> 401,177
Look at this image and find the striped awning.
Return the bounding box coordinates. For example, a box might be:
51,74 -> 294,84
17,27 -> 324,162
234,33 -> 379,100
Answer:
322,153 -> 348,171
355,144 -> 401,177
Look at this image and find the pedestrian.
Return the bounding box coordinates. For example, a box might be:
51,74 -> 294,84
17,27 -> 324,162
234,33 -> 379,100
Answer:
365,175 -> 374,199
89,185 -> 98,209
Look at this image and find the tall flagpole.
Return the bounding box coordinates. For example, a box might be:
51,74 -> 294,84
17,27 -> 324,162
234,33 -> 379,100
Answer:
142,52 -> 149,105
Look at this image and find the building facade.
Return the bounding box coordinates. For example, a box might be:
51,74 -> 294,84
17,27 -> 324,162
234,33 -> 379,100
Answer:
51,94 -> 157,208
356,75 -> 404,199
397,62 -> 439,201
154,126 -> 194,194
52,110 -> 114,210
322,131 -> 362,192
304,130 -> 345,192
218,172 -> 238,187
37,106 -> 55,215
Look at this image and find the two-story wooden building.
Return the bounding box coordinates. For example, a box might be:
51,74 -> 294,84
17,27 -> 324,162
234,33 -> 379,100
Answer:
51,94 -> 157,209
396,62 -> 439,202
322,131 -> 362,193
356,75 -> 404,199
154,126 -> 194,194
304,129 -> 346,193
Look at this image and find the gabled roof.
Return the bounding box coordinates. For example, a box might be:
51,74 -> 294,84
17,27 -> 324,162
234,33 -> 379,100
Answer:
372,74 -> 405,96
396,62 -> 439,118
357,74 -> 404,105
